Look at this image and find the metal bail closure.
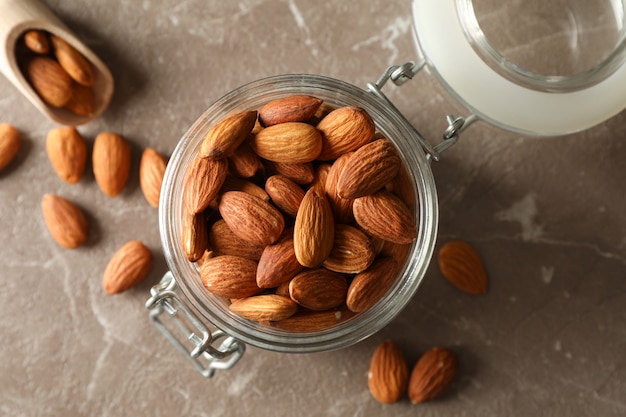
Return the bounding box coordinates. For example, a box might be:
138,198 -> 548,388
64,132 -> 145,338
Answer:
367,61 -> 477,162
145,272 -> 246,378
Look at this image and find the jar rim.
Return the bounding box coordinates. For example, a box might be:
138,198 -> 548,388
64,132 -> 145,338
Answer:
159,74 -> 439,353
412,0 -> 626,135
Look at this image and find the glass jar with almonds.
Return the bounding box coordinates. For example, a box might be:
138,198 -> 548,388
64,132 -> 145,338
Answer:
147,74 -> 438,377
147,0 -> 626,378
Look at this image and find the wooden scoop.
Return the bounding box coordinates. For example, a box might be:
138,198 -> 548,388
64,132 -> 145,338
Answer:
0,0 -> 114,125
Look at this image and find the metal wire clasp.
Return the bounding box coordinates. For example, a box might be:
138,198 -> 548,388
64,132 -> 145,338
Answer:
367,61 -> 477,161
146,272 -> 245,378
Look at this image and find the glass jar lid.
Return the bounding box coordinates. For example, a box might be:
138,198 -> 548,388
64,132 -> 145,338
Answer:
412,0 -> 626,135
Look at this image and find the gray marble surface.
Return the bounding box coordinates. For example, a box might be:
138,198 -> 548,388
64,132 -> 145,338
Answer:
1,1 -> 625,416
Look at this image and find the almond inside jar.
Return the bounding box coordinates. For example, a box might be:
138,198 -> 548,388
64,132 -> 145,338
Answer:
180,95 -> 418,332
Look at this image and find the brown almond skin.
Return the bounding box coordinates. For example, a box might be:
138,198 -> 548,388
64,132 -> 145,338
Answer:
26,57 -> 73,107
199,110 -> 257,159
228,142 -> 263,178
64,83 -> 95,116
270,308 -> 354,332
50,35 -> 94,87
92,132 -> 131,198
0,124 -> 21,171
438,240 -> 488,295
325,152 -> 355,224
353,190 -> 417,245
293,187 -> 335,268
322,224 -> 375,274
24,30 -> 50,54
346,257 -> 399,313
219,176 -> 269,202
181,209 -> 208,262
316,106 -> 375,160
258,95 -> 323,126
183,156 -> 228,213
229,294 -> 298,322
289,269 -> 348,311
368,340 -> 409,404
200,255 -> 262,299
139,147 -> 167,207
208,219 -> 265,261
250,122 -> 323,163
265,175 -> 305,217
46,127 -> 87,184
256,231 -> 303,288
103,241 -> 152,294
219,191 -> 285,246
408,347 -> 458,404
41,194 -> 88,249
264,160 -> 315,185
336,138 -> 401,199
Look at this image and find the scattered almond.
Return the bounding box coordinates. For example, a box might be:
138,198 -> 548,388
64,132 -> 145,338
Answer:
92,131 -> 131,198
139,147 -> 167,207
438,240 -> 488,295
408,347 -> 458,404
368,340 -> 409,404
0,124 -> 21,171
41,194 -> 88,249
102,240 -> 153,294
46,127 -> 87,184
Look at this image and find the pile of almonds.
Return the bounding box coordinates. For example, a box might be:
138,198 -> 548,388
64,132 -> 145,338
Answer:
181,95 -> 418,331
17,30 -> 95,116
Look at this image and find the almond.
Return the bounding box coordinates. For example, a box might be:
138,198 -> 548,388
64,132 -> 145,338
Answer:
46,127 -> 87,184
336,138 -> 400,199
264,160 -> 315,185
438,240 -> 488,295
368,340 -> 409,404
228,142 -> 263,178
325,152 -> 355,224
23,30 -> 50,54
218,191 -> 285,246
293,186 -> 335,267
353,190 -> 417,245
269,308 -> 353,332
25,57 -> 73,107
41,194 -> 88,249
380,240 -> 412,269
310,163 -> 332,192
256,230 -> 303,288
346,257 -> 398,313
208,219 -> 265,261
265,175 -> 305,217
322,224 -> 375,274
139,147 -> 167,207
289,269 -> 348,311
200,255 -> 262,299
64,83 -> 95,116
229,294 -> 298,322
316,106 -> 375,160
199,110 -> 257,159
0,124 -> 21,171
181,209 -> 208,262
50,35 -> 94,86
183,156 -> 228,213
102,240 -> 153,294
408,347 -> 458,404
219,176 -> 269,203
250,122 -> 322,163
92,132 -> 131,198
258,95 -> 323,126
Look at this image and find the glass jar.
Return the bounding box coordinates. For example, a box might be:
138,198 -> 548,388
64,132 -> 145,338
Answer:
147,0 -> 626,377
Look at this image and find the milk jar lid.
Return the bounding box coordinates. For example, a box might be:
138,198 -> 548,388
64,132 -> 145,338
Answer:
411,0 -> 626,135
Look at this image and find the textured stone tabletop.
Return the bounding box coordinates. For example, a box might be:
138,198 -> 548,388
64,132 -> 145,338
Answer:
1,1 -> 625,416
